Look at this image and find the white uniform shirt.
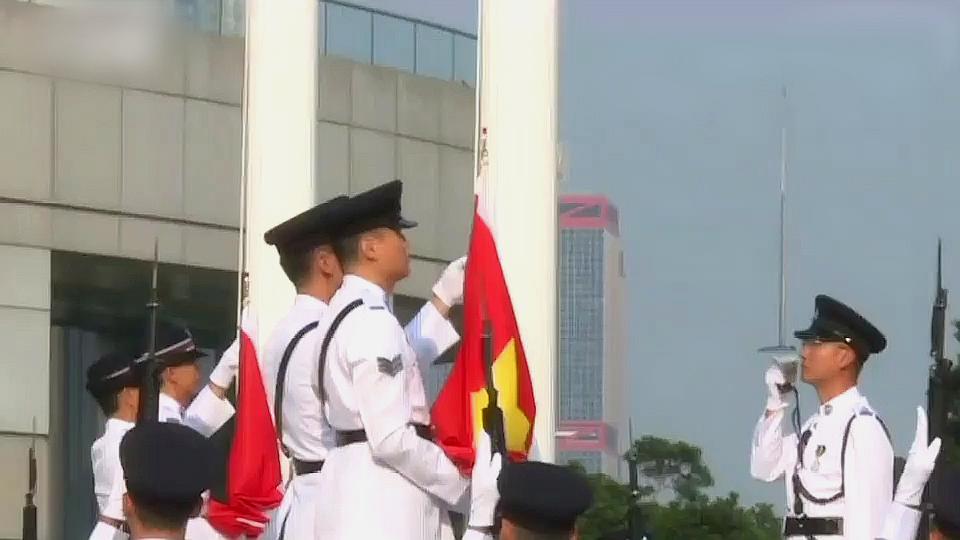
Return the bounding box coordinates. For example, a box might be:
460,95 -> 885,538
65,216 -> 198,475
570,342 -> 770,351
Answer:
261,294 -> 331,462
91,418 -> 135,513
314,275 -> 467,539
751,386 -> 893,539
270,291 -> 462,463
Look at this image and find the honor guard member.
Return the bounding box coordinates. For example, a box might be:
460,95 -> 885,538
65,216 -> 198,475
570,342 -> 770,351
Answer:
87,352 -> 142,539
313,180 -> 470,539
257,195 -> 348,540
260,189 -> 468,540
119,422 -> 215,540
751,295 -> 894,539
495,460 -> 593,540
96,324 -> 237,540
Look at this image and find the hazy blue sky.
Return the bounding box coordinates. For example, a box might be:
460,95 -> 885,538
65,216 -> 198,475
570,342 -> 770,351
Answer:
356,0 -> 960,508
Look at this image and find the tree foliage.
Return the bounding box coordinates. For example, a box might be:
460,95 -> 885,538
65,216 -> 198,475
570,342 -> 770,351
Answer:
571,436 -> 779,540
946,320 -> 960,464
628,436 -> 713,502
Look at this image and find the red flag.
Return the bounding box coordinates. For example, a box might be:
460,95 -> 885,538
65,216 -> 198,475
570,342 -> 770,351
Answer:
207,309 -> 283,538
431,197 -> 537,473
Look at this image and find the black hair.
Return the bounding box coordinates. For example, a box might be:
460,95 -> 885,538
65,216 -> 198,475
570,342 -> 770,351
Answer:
92,391 -> 120,417
332,233 -> 363,268
128,492 -> 199,532
278,246 -> 315,287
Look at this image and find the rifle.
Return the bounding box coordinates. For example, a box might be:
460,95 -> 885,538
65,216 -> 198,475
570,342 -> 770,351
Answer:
625,419 -> 646,540
921,239 -> 951,539
481,317 -> 507,458
22,419 -> 37,540
136,240 -> 161,422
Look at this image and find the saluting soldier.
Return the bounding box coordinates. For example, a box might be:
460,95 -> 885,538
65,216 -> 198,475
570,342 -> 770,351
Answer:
94,324 -> 238,540
313,180 -> 470,539
87,352 -> 142,539
259,189 -> 467,540
751,295 -> 894,539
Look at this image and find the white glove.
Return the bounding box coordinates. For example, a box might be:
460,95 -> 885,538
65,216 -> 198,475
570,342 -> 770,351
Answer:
468,430 -> 502,528
764,361 -> 790,412
432,256 -> 467,308
209,338 -> 239,389
895,406 -> 941,507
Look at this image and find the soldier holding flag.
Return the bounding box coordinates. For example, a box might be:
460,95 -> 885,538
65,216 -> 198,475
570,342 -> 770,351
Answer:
312,180 -> 478,539
258,185 -> 469,540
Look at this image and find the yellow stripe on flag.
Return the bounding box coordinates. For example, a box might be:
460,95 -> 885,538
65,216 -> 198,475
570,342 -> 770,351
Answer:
469,338 -> 533,454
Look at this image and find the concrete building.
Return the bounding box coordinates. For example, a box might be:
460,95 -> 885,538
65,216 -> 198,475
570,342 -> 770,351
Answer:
0,1 -> 476,536
555,195 -> 627,479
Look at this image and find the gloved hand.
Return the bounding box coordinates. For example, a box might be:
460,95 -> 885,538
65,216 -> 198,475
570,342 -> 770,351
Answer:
764,361 -> 791,412
209,338 -> 239,389
895,406 -> 941,507
468,430 -> 502,528
433,256 -> 467,308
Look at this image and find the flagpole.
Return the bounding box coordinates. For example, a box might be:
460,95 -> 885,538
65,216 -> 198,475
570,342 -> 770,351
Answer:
242,0 -> 319,344
478,0 -> 559,462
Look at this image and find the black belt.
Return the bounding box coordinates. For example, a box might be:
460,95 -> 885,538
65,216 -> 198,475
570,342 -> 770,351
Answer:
783,516 -> 843,537
291,458 -> 324,476
336,423 -> 432,447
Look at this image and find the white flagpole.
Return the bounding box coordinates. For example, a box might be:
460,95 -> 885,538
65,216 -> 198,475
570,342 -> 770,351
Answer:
478,0 -> 559,462
242,0 -> 319,345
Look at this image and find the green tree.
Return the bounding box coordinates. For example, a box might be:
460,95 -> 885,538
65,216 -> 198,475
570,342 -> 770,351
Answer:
570,436 -> 780,540
629,436 -> 713,502
946,320 -> 960,464
569,461 -> 634,539
647,492 -> 780,540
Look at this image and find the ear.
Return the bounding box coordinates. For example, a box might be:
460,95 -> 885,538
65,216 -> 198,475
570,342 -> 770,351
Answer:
837,345 -> 858,371
358,232 -> 379,261
122,493 -> 133,519
316,247 -> 342,276
160,365 -> 175,384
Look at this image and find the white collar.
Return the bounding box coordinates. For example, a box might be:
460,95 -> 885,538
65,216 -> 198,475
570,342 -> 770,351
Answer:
294,294 -> 328,310
159,391 -> 184,416
818,386 -> 862,417
106,417 -> 135,432
341,275 -> 392,311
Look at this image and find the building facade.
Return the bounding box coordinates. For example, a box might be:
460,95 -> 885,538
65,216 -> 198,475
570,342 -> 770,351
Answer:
556,195 -> 627,478
0,1 -> 475,536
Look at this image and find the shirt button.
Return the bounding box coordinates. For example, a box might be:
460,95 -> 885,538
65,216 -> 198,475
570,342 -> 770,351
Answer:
824,404 -> 833,415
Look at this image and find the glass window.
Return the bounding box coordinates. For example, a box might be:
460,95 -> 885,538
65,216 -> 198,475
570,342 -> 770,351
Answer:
453,34 -> 476,86
372,13 -> 414,72
415,24 -> 454,81
325,3 -> 373,64
220,0 -> 245,37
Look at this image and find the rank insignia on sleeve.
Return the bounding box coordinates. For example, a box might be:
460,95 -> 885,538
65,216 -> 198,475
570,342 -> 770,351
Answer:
377,355 -> 403,377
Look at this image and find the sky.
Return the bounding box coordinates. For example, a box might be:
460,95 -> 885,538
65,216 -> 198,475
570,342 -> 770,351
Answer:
353,0 -> 960,508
